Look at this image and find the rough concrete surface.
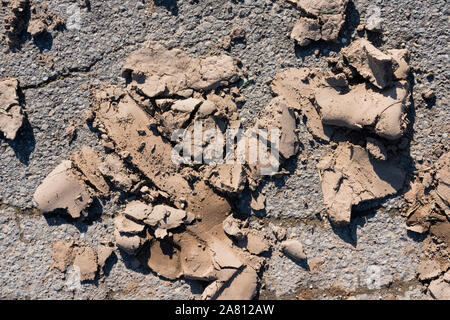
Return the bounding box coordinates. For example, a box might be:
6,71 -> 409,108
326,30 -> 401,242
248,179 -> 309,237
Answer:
0,0 -> 448,300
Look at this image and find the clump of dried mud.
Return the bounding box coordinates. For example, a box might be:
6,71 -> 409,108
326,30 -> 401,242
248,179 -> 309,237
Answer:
2,0 -> 64,49
288,0 -> 349,46
0,78 -> 25,140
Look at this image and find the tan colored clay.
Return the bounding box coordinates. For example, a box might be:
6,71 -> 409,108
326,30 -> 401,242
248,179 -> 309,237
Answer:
0,78 -> 24,140
33,161 -> 92,219
317,143 -> 405,225
281,239 -> 307,261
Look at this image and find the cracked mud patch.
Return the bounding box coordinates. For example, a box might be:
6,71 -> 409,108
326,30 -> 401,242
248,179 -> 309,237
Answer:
32,28 -> 446,300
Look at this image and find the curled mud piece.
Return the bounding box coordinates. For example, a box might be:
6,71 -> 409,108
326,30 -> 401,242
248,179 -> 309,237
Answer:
290,17 -> 322,47
3,0 -> 30,49
417,260 -> 441,281
33,160 -> 93,219
51,241 -> 113,281
342,38 -> 410,89
317,142 -> 405,225
0,78 -> 25,140
315,81 -> 410,140
246,232 -> 270,255
288,0 -> 349,46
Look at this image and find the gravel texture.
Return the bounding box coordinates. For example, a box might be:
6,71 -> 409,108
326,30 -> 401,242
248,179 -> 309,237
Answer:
0,0 -> 448,299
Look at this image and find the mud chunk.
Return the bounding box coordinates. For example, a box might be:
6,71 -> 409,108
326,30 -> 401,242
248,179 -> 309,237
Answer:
406,224 -> 429,234
51,241 -> 111,281
308,257 -> 325,274
27,2 -> 65,37
222,215 -> 245,241
288,0 -> 349,45
387,49 -> 411,80
417,260 -> 442,281
444,271 -> 450,283
430,222 -> 450,246
428,279 -> 450,300
404,180 -> 425,204
97,245 -> 114,273
123,201 -> 153,222
342,39 -> 395,89
270,224 -> 286,241
145,239 -> 183,280
71,147 -> 110,195
114,230 -> 142,255
366,137 -> 387,161
177,233 -> 215,281
3,0 -> 30,48
316,81 -> 409,140
281,239 -> 307,261
0,78 -> 24,140
33,160 -> 92,219
246,233 -> 270,255
171,98 -> 203,113
144,205 -> 187,239
290,17 -> 321,47
250,193 -> 266,211
115,215 -> 145,235
406,204 -> 431,234
201,269 -> 239,300
121,42 -> 240,98
72,246 -> 98,281
139,182 -> 244,285
92,89 -> 192,198
51,240 -> 75,272
206,164 -> 246,194
197,100 -> 217,117
317,143 -> 405,225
